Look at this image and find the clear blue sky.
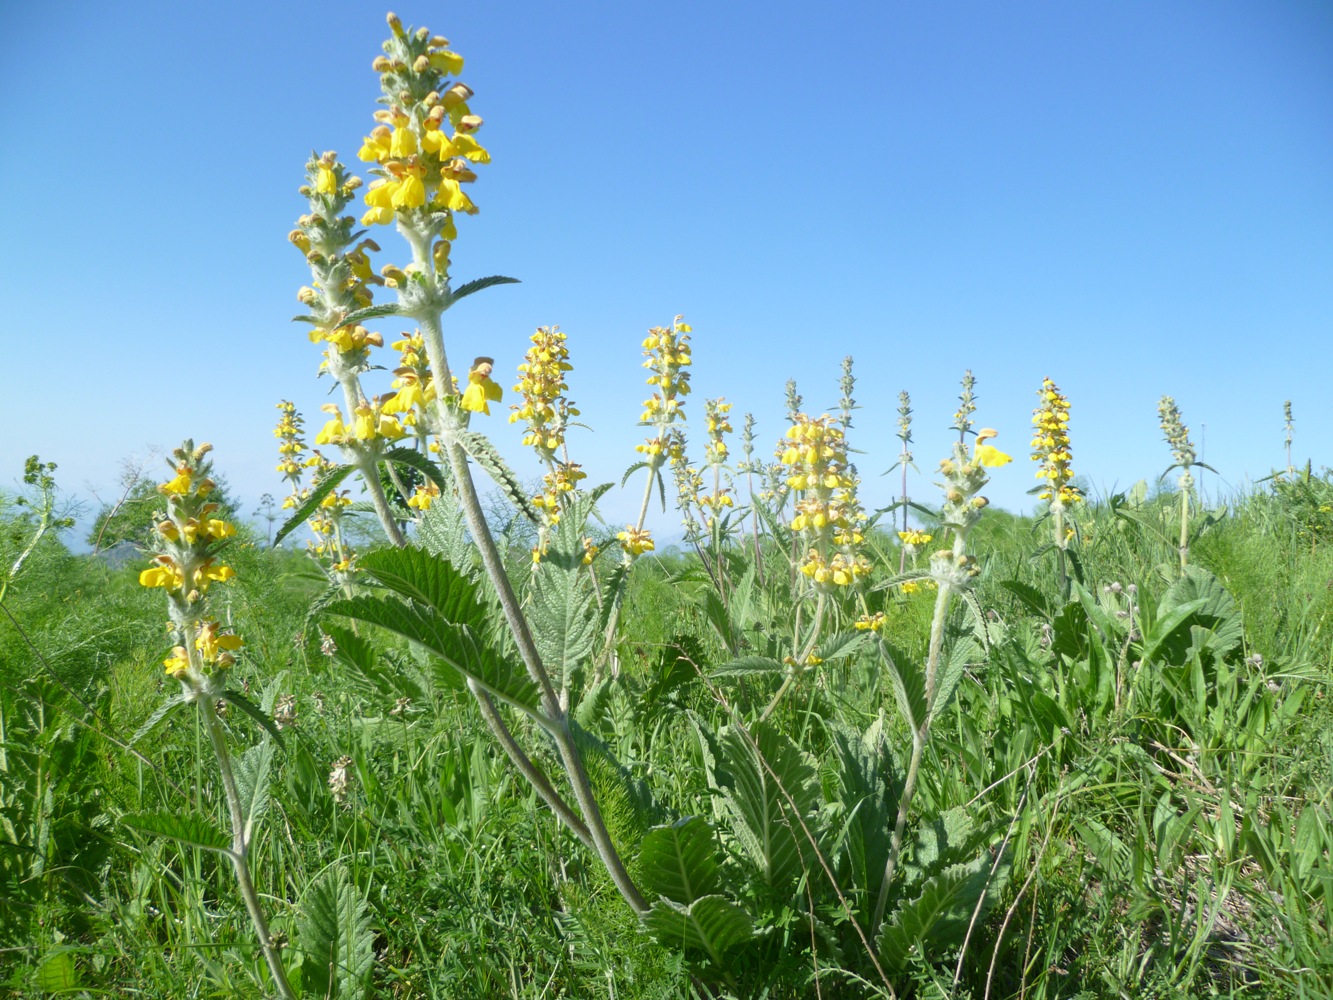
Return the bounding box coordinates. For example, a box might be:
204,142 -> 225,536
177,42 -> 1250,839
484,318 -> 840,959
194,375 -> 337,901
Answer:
2,1 -> 1330,541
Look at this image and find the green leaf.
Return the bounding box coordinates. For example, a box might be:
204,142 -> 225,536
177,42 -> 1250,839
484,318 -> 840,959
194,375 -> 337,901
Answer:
528,509 -> 599,688
231,739 -> 274,851
709,656 -> 784,679
641,895 -> 754,966
931,637 -> 981,724
218,689 -> 287,748
416,483 -> 478,574
130,693 -> 189,746
456,431 -> 541,524
338,302 -> 402,326
325,595 -> 542,718
639,816 -> 722,904
716,722 -> 821,893
123,810 -> 230,854
381,446 -> 446,491
877,639 -> 927,733
357,545 -> 485,629
879,849 -> 1009,973
273,465 -> 356,546
1158,566 -> 1243,658
297,865 -> 375,1000
999,579 -> 1050,618
816,630 -> 871,663
449,274 -> 521,303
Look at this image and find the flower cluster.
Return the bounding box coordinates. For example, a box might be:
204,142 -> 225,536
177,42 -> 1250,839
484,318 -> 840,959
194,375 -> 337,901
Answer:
703,398 -> 732,464
139,443 -> 244,691
1031,378 -> 1081,508
510,327 -> 576,461
779,414 -> 871,590
616,525 -> 655,556
357,13 -> 488,263
637,317 -> 692,458
930,426 -> 1011,590
274,401 -> 308,483
1158,395 -> 1196,471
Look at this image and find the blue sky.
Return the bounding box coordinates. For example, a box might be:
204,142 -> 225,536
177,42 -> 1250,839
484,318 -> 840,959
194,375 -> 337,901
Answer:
2,1 -> 1330,543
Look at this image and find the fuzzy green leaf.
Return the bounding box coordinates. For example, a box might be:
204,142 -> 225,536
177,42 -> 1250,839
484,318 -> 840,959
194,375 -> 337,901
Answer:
325,595 -> 541,717
123,810 -> 230,854
218,689 -> 287,748
879,849 -> 1009,973
449,274 -> 521,303
709,656 -> 784,679
357,545 -> 485,629
641,895 -> 754,966
338,302 -> 403,326
717,722 -> 821,893
381,446 -> 446,491
231,739 -> 273,851
129,693 -> 189,746
297,865 -> 375,1000
273,465 -> 356,546
456,431 -> 541,524
639,816 -> 722,904
877,639 -> 927,733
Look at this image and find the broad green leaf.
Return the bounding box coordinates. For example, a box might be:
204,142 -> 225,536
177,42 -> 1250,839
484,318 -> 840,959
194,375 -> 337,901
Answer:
641,895 -> 754,966
231,739 -> 273,850
717,722 -> 821,893
879,849 -> 1009,973
639,816 -> 722,904
999,579 -> 1050,618
273,465 -> 355,546
130,693 -> 189,746
877,639 -> 927,733
528,527 -> 597,689
325,595 -> 541,718
930,637 -> 980,723
218,689 -> 287,748
297,865 -> 375,1000
416,486 -> 477,574
816,630 -> 871,663
709,656 -> 784,679
123,810 -> 230,854
381,446 -> 446,491
456,431 -> 541,524
357,545 -> 485,630
338,302 -> 402,326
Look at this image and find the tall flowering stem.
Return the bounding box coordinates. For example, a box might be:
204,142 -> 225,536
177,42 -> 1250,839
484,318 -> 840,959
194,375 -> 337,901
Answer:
354,15 -> 646,915
138,442 -> 296,1000
1158,395 -> 1197,571
290,151 -> 407,546
1031,378 -> 1081,599
873,389 -> 1012,932
891,391 -> 915,573
1284,400 -> 1295,476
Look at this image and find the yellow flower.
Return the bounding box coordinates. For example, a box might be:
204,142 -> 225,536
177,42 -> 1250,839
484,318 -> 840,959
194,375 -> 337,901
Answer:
973,429 -> 1012,468
163,646 -> 190,678
139,558 -> 184,591
460,358 -> 503,414
617,526 -> 655,556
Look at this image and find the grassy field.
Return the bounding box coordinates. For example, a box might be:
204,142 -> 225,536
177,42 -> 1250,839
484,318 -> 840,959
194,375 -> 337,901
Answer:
2,459 -> 1330,999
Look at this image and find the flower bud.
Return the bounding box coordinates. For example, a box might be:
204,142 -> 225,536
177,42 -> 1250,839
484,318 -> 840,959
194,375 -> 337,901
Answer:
386,11 -> 403,34
372,55 -> 392,72
413,55 -> 430,73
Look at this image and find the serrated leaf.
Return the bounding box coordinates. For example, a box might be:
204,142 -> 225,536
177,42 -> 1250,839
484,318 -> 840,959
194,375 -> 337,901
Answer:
456,431 -> 541,524
325,595 -> 542,719
130,693 -> 189,746
716,722 -> 821,893
124,810 -> 230,854
218,689 -> 287,748
931,637 -> 980,723
999,579 -> 1051,619
338,302 -> 402,326
231,740 -> 273,850
816,630 -> 871,662
709,656 -> 785,679
449,274 -> 521,302
877,639 -> 927,733
639,816 -> 722,904
357,545 -> 485,629
416,485 -> 477,573
879,849 -> 1009,973
381,446 -> 446,492
274,465 -> 356,546
297,865 -> 375,1000
641,895 -> 754,966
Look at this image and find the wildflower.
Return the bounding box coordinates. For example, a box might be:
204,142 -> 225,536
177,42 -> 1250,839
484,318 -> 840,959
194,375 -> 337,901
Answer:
274,695 -> 298,731
460,357 -> 503,414
779,413 -> 869,591
617,526 -> 655,557
973,428 -> 1012,468
328,755 -> 354,802
1030,378 -> 1081,507
855,612 -> 886,632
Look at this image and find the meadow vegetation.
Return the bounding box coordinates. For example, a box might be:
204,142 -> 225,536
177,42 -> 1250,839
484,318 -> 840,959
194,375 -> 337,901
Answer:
2,13 -> 1330,999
